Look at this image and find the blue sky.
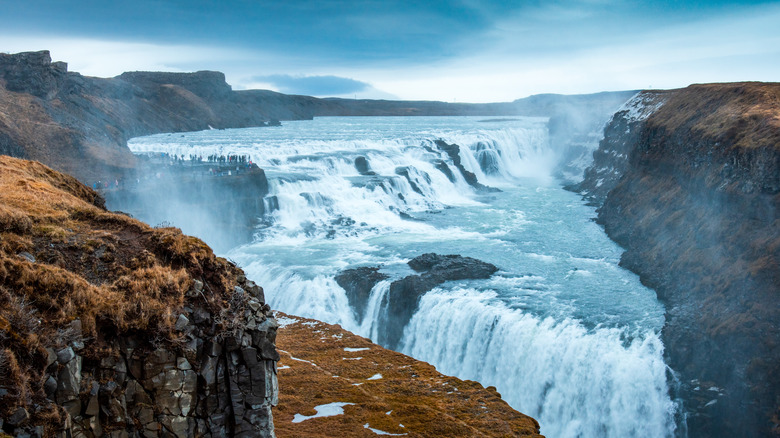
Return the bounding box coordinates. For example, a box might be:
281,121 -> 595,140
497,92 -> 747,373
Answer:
1,0 -> 778,101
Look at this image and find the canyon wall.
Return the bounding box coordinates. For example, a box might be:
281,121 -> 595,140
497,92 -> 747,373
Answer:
578,83 -> 779,437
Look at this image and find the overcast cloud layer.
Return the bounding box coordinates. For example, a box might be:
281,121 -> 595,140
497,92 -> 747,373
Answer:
1,0 -> 778,101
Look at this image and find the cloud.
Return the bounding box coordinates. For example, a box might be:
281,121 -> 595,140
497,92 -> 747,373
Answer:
251,74 -> 371,97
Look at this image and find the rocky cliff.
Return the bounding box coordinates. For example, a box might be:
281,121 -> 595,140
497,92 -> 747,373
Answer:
0,156 -> 279,437
577,83 -> 780,437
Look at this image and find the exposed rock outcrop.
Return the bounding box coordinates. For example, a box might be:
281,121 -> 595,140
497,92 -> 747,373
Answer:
577,83 -> 780,437
334,267 -> 388,322
336,254 -> 498,349
0,156 -> 279,437
104,159 -> 271,253
382,253 -> 498,348
432,140 -> 499,192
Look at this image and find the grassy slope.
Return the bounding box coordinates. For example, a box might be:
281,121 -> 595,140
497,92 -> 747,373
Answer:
274,313 -> 543,438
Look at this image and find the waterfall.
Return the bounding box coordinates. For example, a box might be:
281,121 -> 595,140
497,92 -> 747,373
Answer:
128,116 -> 678,437
402,288 -> 676,438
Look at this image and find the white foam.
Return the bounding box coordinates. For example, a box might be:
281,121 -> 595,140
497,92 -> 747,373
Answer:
402,288 -> 676,438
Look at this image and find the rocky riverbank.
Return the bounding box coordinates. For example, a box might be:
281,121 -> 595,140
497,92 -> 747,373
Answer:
577,83 -> 780,437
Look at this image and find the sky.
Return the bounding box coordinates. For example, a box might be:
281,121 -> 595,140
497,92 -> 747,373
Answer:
1,0 -> 778,102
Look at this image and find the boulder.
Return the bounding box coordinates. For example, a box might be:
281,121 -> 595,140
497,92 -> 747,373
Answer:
335,266 -> 389,321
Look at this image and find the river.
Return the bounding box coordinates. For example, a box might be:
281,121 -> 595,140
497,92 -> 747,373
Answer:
129,116 -> 678,437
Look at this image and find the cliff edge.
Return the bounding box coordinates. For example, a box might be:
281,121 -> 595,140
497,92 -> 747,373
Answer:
578,83 -> 779,437
0,155 -> 279,437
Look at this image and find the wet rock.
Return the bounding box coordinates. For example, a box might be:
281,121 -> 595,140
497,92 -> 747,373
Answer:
354,156 -> 377,175
381,253 -> 498,348
335,266 -> 389,322
433,140 -> 499,192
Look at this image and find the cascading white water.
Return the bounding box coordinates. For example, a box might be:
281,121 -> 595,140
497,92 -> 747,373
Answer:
403,288 -> 676,438
128,116 -> 678,437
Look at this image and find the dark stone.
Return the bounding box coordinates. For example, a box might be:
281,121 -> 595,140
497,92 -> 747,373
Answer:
394,166 -> 425,195
432,140 -> 499,193
354,156 -> 376,175
381,253 -> 498,348
335,266 -> 389,322
434,160 -> 456,183
7,407 -> 29,426
0,51 -> 67,99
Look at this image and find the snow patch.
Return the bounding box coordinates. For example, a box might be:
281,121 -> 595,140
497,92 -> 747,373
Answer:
367,373 -> 383,380
617,92 -> 668,124
363,423 -> 408,436
292,402 -> 354,423
276,316 -> 300,327
344,347 -> 370,352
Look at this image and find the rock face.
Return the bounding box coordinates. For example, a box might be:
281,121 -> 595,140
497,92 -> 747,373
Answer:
40,298 -> 279,438
577,83 -> 780,437
0,51 -> 68,99
104,161 -> 272,253
382,253 -> 498,348
0,156 -> 279,437
334,267 -> 388,322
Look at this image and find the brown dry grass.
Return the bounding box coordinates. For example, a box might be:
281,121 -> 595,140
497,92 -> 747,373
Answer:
0,156 -> 242,430
274,312 -> 543,438
647,82 -> 780,149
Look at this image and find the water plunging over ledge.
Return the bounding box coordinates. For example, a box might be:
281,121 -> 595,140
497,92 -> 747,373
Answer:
128,116 -> 679,437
